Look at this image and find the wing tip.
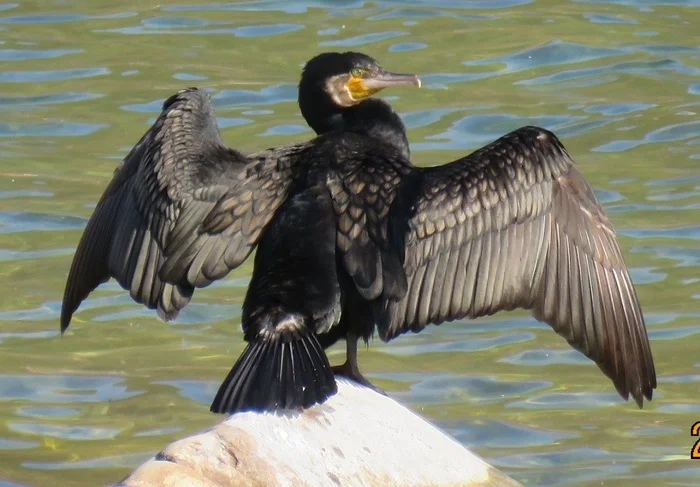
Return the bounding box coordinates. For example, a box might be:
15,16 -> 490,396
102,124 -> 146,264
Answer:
60,287 -> 78,334
59,311 -> 71,335
630,388 -> 654,409
156,306 -> 180,323
615,371 -> 656,409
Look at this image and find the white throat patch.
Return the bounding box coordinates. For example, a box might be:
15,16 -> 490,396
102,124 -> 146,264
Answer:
325,74 -> 358,107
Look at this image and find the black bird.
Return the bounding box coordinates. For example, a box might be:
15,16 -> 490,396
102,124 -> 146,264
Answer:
61,52 -> 656,415
60,52 -> 421,411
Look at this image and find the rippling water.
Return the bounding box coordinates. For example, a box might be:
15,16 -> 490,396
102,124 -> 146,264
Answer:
1,1 -> 699,486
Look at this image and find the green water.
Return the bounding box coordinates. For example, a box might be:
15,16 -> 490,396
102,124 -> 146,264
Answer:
1,1 -> 699,485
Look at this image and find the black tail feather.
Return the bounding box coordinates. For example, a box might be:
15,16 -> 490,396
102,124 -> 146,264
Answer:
210,332 -> 337,414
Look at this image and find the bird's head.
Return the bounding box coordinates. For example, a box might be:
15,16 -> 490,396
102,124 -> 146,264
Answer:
299,51 -> 421,134
300,51 -> 421,107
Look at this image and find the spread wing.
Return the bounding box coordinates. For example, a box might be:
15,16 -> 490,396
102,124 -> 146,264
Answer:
157,143 -> 306,289
61,88 -> 299,330
378,126 -> 656,407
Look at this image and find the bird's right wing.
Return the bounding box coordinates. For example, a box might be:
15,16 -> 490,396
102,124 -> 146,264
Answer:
61,88 -> 300,331
158,142 -> 307,289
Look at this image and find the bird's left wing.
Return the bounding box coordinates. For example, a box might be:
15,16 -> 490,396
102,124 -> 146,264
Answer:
377,126 -> 656,407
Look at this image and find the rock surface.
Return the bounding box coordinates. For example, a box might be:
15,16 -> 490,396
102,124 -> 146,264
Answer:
117,378 -> 522,487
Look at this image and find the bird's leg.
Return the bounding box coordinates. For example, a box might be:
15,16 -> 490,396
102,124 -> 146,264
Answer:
332,333 -> 386,395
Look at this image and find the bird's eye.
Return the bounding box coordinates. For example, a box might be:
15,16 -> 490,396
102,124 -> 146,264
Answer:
350,67 -> 365,78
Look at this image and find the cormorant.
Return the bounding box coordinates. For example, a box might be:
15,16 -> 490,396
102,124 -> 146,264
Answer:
61,52 -> 656,415
60,52 -> 421,411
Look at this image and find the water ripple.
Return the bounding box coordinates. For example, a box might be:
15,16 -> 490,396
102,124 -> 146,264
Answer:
501,349 -> 590,366
389,42 -> 427,52
93,302 -> 241,325
261,124 -> 309,136
369,7 -> 493,21
0,330 -> 58,344
133,426 -> 183,437
0,375 -> 143,403
619,225 -> 700,240
606,202 -> 700,214
519,59 -> 700,87
508,391 -> 623,409
626,426 -> 681,437
0,12 -> 135,23
629,266 -> 667,284
99,23 -> 303,37
173,72 -> 208,81
16,406 -> 80,418
384,331 -> 535,355
575,0 -> 700,6
394,373 -> 551,405
9,422 -> 122,441
584,13 -> 638,24
419,72 -> 494,87
0,247 -> 72,262
583,102 -> 655,115
142,16 -> 225,28
646,175 -> 700,186
446,418 -> 578,448
213,84 -> 296,107
414,113 -> 584,151
0,121 -> 106,137
0,437 -> 39,450
647,190 -> 700,201
164,0 -> 365,14
0,92 -> 103,110
401,107 -> 460,129
0,67 -> 109,83
0,189 -> 52,198
632,245 -> 700,267
0,48 -> 81,61
495,448 -> 636,486
155,379 -> 218,405
217,117 -> 254,129
320,31 -> 407,47
598,120 -> 700,152
0,480 -> 29,487
23,452 -> 152,471
648,325 -> 700,341
656,402 -> 700,413
658,373 -> 700,383
464,40 -> 627,73
391,0 -> 533,7
0,212 -> 85,234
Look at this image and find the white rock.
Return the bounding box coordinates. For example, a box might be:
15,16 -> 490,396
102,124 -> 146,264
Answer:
117,378 -> 522,487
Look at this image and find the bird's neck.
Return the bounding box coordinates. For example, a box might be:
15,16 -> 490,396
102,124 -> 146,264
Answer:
342,100 -> 410,158
301,97 -> 410,158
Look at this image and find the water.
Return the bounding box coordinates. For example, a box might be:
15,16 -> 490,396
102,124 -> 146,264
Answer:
1,1 -> 699,485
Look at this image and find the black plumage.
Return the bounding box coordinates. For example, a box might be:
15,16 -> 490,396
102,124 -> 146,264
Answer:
212,176 -> 341,411
61,51 -> 656,415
